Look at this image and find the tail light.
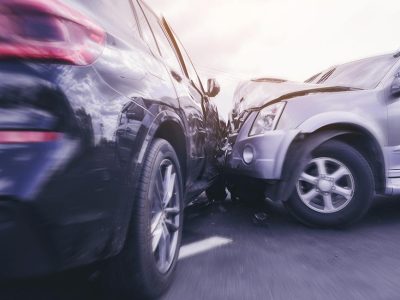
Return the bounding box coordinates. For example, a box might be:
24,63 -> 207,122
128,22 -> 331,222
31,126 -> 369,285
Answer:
0,131 -> 60,143
0,0 -> 105,65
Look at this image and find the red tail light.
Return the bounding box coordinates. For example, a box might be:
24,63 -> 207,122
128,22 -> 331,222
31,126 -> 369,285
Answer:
0,0 -> 105,65
0,131 -> 60,143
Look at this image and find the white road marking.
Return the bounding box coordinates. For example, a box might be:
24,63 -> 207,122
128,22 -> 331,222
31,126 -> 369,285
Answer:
178,236 -> 233,260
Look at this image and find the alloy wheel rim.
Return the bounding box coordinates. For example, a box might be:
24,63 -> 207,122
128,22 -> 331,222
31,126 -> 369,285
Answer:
296,157 -> 355,214
150,159 -> 180,273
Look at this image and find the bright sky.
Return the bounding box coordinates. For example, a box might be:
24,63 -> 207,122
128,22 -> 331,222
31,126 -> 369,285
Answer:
146,0 -> 400,119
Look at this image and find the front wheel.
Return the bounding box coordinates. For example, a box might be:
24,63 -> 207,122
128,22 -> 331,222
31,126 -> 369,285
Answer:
285,140 -> 374,227
101,138 -> 183,299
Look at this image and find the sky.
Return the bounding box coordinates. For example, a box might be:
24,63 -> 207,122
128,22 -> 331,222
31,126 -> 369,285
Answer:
146,0 -> 400,119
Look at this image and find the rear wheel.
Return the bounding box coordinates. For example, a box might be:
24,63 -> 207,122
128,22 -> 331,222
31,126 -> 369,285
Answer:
285,140 -> 374,227
102,138 -> 183,299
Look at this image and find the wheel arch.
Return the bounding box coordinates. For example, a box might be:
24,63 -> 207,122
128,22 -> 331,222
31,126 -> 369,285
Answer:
297,111 -> 386,145
154,120 -> 187,181
276,122 -> 386,202
310,123 -> 386,194
142,110 -> 188,183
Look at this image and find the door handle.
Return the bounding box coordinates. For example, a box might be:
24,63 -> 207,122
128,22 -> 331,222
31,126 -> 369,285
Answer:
170,70 -> 182,82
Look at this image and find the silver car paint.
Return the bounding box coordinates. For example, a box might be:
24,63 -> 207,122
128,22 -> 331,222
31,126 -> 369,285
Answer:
226,55 -> 400,195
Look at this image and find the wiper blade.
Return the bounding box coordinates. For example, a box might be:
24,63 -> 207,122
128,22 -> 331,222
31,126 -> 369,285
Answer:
317,68 -> 336,84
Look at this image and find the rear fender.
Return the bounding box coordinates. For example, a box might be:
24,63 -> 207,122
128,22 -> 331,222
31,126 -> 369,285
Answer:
137,109 -> 187,165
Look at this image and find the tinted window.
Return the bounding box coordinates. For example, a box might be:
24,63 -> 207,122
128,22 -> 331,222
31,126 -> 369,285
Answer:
132,1 -> 159,55
138,2 -> 183,75
64,0 -> 140,43
173,32 -> 204,91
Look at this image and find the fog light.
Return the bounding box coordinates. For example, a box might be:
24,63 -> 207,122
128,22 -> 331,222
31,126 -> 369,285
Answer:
243,146 -> 254,164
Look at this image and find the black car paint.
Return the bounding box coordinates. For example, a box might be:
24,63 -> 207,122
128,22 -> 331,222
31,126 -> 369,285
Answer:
0,0 -> 223,278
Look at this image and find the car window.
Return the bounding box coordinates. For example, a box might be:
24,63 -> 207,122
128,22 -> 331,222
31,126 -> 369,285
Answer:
171,31 -> 205,92
64,0 -> 140,44
131,1 -> 160,55
138,2 -> 184,76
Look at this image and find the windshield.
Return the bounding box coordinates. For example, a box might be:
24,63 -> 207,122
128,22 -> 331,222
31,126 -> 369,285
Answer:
305,54 -> 398,89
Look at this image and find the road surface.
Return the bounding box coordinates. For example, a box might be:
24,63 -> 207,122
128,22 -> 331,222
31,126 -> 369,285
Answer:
2,195 -> 400,300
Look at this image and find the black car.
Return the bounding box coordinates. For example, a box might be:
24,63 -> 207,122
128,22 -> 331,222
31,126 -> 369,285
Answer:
0,0 -> 224,298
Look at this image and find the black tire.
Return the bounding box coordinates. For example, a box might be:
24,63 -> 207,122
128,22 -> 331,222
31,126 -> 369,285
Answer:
285,140 -> 374,227
101,138 -> 184,299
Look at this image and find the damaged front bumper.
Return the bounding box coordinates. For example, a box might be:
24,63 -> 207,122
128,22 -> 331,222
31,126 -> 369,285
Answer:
225,112 -> 299,180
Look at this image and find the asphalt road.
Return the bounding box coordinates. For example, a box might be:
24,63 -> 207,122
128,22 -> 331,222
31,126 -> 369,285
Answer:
2,195 -> 400,300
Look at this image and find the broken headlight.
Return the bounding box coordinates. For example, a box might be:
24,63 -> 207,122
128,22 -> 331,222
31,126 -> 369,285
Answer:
249,102 -> 286,136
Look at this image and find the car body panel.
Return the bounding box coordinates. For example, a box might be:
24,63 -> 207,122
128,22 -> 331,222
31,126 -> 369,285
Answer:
233,80 -> 358,113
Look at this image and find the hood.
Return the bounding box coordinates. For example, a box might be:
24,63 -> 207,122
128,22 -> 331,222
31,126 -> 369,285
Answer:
232,80 -> 359,114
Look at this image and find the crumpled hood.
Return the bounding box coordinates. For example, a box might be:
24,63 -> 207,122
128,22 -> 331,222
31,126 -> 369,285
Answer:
233,80 -> 359,114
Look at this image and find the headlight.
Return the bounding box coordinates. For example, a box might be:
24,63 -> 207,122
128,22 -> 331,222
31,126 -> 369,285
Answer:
249,102 -> 286,136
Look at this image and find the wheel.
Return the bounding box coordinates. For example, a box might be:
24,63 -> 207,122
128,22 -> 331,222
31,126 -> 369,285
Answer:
101,138 -> 183,299
285,140 -> 374,227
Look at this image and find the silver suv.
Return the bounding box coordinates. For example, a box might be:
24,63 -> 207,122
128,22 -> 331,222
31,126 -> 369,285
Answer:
226,52 -> 400,227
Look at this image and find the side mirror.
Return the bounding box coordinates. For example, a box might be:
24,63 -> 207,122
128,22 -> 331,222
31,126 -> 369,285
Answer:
391,73 -> 400,96
207,78 -> 220,98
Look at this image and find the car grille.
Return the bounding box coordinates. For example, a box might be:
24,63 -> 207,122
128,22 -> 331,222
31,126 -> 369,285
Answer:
230,111 -> 250,133
228,110 -> 251,144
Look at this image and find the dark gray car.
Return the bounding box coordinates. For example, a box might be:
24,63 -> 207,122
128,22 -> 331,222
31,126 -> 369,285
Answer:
226,52 -> 400,227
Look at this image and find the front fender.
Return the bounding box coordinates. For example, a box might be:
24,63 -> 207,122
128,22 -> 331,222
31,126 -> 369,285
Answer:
275,130 -> 353,202
297,111 -> 386,146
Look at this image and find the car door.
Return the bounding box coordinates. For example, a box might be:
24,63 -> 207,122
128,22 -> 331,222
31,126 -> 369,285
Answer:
163,21 -> 222,183
136,1 -> 209,191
